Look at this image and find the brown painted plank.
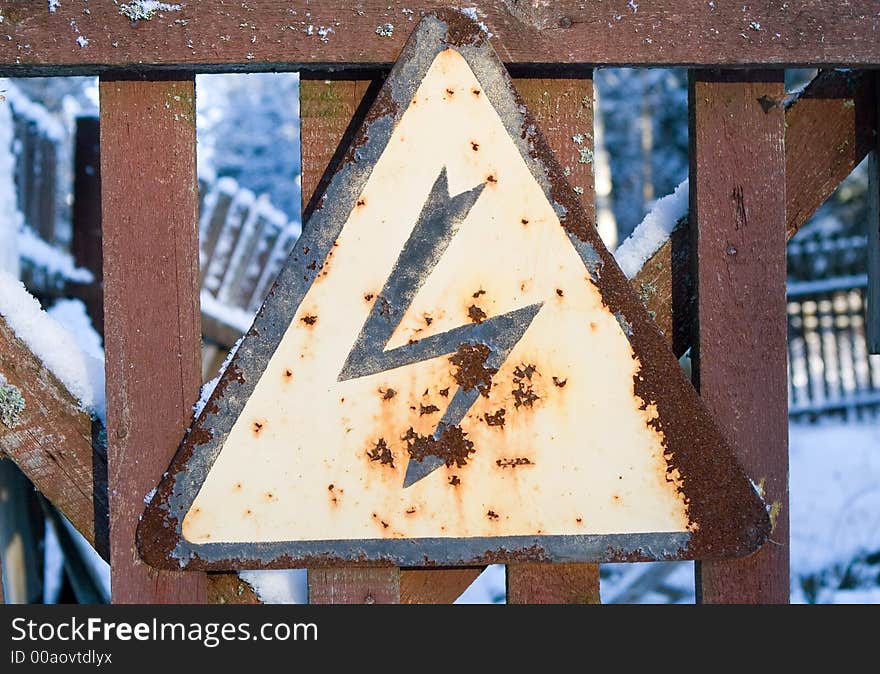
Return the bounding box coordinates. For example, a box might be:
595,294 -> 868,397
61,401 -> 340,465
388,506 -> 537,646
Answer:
690,71 -> 789,604
71,116 -> 104,336
2,1 -> 878,75
100,74 -> 207,604
506,75 -> 600,605
308,568 -> 400,604
0,315 -> 109,562
785,71 -> 877,241
868,73 -> 880,354
300,78 -> 400,604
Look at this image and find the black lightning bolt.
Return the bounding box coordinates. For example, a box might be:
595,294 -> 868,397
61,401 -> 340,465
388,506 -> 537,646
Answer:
339,168 -> 542,488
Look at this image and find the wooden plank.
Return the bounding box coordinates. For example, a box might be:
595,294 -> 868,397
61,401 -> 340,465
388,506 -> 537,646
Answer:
71,116 -> 104,336
506,74 -> 600,605
2,2 -> 879,75
300,78 -> 400,604
690,71 -> 789,604
100,73 -> 206,604
785,71 -> 877,241
308,568 -> 400,604
868,73 -> 880,354
0,315 -> 109,561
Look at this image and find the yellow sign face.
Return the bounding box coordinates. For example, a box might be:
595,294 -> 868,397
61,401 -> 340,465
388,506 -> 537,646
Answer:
140,12 -> 769,569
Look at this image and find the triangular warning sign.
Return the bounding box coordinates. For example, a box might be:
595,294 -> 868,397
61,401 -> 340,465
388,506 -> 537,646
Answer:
139,11 -> 769,569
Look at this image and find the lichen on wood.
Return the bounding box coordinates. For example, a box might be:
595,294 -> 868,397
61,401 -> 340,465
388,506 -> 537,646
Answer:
0,374 -> 25,428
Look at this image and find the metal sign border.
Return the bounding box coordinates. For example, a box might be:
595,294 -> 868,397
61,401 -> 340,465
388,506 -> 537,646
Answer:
138,10 -> 770,570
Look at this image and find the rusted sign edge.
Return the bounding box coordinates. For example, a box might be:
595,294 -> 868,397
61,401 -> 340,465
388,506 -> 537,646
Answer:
138,9 -> 770,570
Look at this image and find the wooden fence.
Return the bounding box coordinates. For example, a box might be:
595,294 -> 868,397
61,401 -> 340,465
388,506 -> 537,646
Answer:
1,2 -> 879,606
787,233 -> 880,419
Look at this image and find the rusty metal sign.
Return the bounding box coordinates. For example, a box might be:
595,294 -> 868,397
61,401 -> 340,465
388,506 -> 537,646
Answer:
139,10 -> 770,570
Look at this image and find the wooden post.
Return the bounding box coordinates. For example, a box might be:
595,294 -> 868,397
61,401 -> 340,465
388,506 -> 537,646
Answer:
867,73 -> 880,354
71,116 -> 104,337
506,74 -> 600,605
100,74 -> 207,604
690,71 -> 789,604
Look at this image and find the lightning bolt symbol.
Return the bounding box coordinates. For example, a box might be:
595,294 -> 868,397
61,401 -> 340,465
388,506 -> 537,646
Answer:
339,167 -> 542,488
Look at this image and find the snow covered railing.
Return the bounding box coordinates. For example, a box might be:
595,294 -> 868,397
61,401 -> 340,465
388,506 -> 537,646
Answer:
5,82 -> 62,244
197,175 -> 301,375
786,274 -> 880,420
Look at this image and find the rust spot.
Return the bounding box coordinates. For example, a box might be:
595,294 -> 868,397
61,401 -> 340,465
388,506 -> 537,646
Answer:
356,197 -> 366,207
449,343 -> 496,397
303,246 -> 310,254
449,475 -> 461,486
420,404 -> 440,416
328,484 -> 334,491
283,368 -> 293,381
576,517 -> 583,524
245,509 -> 253,516
252,419 -> 266,436
265,492 -> 275,501
439,387 -> 450,397
471,88 -> 481,97
552,376 -> 567,387
496,457 -> 532,468
381,387 -> 396,400
512,364 -> 540,409
364,293 -> 374,302
445,87 -> 455,96
484,408 -> 506,427
556,288 -> 564,297
405,507 -> 417,515
487,510 -> 500,520
590,321 -> 598,331
424,313 -> 433,325
307,260 -> 317,270
367,438 -> 395,467
467,304 -> 487,324
472,288 -> 486,298
234,483 -> 242,491
423,388 -> 429,396
521,217 -> 529,225
301,314 -> 318,326
471,140 -> 480,151
403,424 -> 475,468
486,174 -> 497,184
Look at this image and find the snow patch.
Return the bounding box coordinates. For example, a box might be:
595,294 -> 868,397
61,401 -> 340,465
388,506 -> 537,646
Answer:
614,179 -> 688,279
375,23 -> 394,38
119,2 -> 182,22
0,276 -> 104,418
238,570 -> 307,604
48,0 -> 60,13
789,421 -> 880,580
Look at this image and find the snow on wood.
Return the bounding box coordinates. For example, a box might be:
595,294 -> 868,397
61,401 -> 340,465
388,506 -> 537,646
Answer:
0,273 -> 103,417
614,179 -> 688,279
18,226 -> 94,283
2,80 -> 65,143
